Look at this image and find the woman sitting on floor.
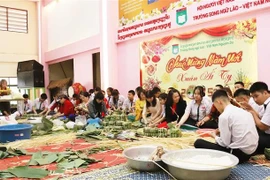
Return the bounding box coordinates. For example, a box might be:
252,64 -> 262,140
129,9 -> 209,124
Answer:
75,92 -> 91,115
135,89 -> 146,121
88,92 -> 107,119
194,90 -> 258,163
109,89 -> 125,110
148,93 -> 168,128
165,89 -> 187,126
52,94 -> 75,120
142,90 -> 162,124
176,86 -> 212,128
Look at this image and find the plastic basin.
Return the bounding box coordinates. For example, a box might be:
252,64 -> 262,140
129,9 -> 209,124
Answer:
0,124 -> 33,143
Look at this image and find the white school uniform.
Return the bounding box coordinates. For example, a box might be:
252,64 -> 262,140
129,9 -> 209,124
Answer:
33,98 -> 49,111
215,104 -> 259,155
249,98 -> 264,118
109,95 -> 125,109
261,97 -> 270,134
122,98 -> 136,111
185,98 -> 212,121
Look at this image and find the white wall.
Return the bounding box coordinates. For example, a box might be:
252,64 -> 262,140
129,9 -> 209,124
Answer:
0,0 -> 38,77
45,0 -> 100,51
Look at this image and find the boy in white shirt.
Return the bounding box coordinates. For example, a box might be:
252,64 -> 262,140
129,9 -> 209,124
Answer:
194,89 -> 259,163
243,82 -> 270,153
233,88 -> 264,118
32,93 -> 49,115
122,90 -> 136,113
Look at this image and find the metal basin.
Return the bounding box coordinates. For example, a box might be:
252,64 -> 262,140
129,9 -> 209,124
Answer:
123,145 -> 167,171
162,149 -> 239,180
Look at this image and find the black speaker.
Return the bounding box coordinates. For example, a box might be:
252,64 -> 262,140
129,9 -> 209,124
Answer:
17,60 -> 43,72
17,71 -> 44,88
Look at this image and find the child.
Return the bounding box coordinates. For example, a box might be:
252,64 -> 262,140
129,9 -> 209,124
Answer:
122,90 -> 136,113
32,93 -> 49,115
233,88 -> 264,118
243,82 -> 270,153
194,90 -> 258,163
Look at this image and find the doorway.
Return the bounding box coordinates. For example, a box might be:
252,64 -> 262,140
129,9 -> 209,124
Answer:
92,53 -> 101,88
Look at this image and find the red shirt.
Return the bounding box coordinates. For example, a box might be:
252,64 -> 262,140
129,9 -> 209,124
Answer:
104,98 -> 109,109
171,103 -> 177,114
58,99 -> 75,116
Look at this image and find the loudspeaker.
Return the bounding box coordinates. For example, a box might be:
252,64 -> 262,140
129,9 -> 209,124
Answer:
17,60 -> 43,72
17,71 -> 44,88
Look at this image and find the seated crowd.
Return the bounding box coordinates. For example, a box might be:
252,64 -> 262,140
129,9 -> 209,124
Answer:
12,81 -> 270,163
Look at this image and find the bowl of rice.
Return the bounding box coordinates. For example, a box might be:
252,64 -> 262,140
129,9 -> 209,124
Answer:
123,145 -> 167,171
161,149 -> 239,180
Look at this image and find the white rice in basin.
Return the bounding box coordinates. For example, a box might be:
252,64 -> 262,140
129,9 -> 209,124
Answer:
171,155 -> 234,170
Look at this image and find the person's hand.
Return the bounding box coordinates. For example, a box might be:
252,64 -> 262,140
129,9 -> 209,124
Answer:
239,102 -> 253,111
176,122 -> 182,128
215,129 -> 220,136
196,120 -> 205,127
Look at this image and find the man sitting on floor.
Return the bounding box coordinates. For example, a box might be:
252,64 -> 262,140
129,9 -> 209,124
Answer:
241,82 -> 270,154
194,89 -> 259,163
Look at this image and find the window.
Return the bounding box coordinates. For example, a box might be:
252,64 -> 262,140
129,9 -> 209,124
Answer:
0,6 -> 28,33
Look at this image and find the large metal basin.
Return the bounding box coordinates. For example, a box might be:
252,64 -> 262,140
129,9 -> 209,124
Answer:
162,149 -> 239,180
123,145 -> 166,171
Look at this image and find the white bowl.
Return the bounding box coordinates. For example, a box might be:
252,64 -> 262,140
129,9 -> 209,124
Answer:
162,149 -> 239,180
123,145 -> 167,171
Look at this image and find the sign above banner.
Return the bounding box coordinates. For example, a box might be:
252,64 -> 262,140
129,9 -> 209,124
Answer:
117,0 -> 270,42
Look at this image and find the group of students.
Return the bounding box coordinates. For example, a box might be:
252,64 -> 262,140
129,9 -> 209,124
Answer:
194,81 -> 270,163
2,78 -> 270,163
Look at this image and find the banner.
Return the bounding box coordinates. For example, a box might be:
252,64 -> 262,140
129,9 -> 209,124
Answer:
140,18 -> 257,99
118,0 -> 270,42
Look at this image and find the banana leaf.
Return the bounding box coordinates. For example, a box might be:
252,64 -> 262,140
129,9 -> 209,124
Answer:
8,166 -> 49,178
29,152 -> 58,166
0,171 -> 16,178
58,159 -> 86,169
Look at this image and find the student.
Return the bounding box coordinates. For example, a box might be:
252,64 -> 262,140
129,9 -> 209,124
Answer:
106,87 -> 113,105
52,95 -> 75,119
135,89 -> 146,121
243,82 -> 270,153
234,88 -> 264,118
32,93 -> 49,115
71,94 -> 81,107
176,86 -> 212,128
0,79 -> 11,116
90,87 -> 102,101
194,90 -> 259,163
75,92 -> 90,115
234,81 -> 245,90
22,94 -> 32,114
166,87 -> 175,94
198,87 -> 241,128
122,90 -> 136,113
87,92 -> 107,119
13,94 -> 32,116
214,84 -> 223,91
152,86 -> 161,98
109,89 -> 125,110
142,90 -> 162,124
149,93 -> 167,128
165,89 -> 186,123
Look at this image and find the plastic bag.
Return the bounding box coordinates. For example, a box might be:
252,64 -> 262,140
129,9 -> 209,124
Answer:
75,115 -> 87,126
0,114 -> 18,126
